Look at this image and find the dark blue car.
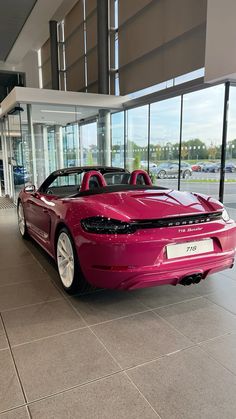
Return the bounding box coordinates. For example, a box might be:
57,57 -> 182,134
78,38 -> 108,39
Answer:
0,159 -> 30,186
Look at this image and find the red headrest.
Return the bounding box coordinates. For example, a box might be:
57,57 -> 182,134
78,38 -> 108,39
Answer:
80,171 -> 107,192
130,170 -> 152,186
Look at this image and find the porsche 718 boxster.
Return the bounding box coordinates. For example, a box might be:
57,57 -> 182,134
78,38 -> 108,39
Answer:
17,166 -> 236,294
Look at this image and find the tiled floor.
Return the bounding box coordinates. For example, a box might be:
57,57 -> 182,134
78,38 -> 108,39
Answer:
0,209 -> 236,419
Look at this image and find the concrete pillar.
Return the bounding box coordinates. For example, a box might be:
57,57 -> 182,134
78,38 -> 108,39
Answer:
27,105 -> 37,187
49,20 -> 59,90
97,0 -> 109,94
55,125 -> 64,169
97,109 -> 111,166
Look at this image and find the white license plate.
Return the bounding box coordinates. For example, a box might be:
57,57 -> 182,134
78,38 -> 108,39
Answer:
166,239 -> 214,259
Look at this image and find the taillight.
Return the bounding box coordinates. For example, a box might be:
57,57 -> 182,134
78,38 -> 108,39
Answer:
81,217 -> 136,234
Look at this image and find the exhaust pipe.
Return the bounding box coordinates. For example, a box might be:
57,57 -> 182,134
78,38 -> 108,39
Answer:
179,273 -> 203,286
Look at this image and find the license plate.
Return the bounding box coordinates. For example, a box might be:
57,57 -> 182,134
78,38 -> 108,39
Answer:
166,239 -> 214,259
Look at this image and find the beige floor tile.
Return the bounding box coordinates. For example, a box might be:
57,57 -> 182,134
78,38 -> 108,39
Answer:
2,299 -> 86,346
92,311 -> 191,368
0,263 -> 49,287
0,350 -> 24,413
70,289 -> 147,325
206,287 -> 236,315
156,297 -> 236,343
13,328 -> 119,401
200,333 -> 236,375
128,346 -> 236,419
0,318 -> 8,350
29,373 -> 158,419
132,283 -> 200,309
194,273 -> 236,295
0,280 -> 61,312
0,407 -> 29,419
0,247 -> 33,270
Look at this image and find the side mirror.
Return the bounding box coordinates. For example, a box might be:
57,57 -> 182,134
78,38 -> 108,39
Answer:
24,185 -> 36,193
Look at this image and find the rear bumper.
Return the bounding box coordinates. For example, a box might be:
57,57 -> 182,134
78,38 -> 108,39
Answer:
76,221 -> 236,290
82,252 -> 235,290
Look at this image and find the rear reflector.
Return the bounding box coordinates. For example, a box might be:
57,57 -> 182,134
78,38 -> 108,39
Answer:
93,265 -> 131,271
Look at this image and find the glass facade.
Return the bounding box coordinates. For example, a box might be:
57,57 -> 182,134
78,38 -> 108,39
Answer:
225,85 -> 236,206
111,111 -> 124,167
180,85 -> 225,199
126,105 -> 149,172
150,96 -> 181,189
0,82 -> 236,207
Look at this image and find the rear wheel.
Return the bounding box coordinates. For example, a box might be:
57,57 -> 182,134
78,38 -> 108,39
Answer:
158,170 -> 166,179
17,202 -> 28,238
183,169 -> 191,179
56,227 -> 90,295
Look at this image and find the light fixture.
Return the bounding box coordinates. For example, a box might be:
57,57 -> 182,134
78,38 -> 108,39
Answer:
40,110 -> 82,115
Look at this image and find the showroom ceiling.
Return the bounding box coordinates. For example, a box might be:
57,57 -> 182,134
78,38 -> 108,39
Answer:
0,0 -> 37,61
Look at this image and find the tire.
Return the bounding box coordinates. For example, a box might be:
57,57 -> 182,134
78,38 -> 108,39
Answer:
17,201 -> 28,239
158,170 -> 166,179
56,227 -> 91,295
183,170 -> 191,179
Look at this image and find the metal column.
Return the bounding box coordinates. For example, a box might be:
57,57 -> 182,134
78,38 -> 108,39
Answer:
49,20 -> 59,90
97,0 -> 109,94
219,82 -> 230,203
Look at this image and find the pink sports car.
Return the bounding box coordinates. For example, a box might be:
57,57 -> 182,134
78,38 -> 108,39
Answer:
17,166 -> 236,294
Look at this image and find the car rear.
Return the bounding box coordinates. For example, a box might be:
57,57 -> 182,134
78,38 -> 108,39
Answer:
74,188 -> 236,290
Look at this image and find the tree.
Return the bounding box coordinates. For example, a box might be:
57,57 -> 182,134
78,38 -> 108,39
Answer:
87,150 -> 94,165
134,153 -> 141,169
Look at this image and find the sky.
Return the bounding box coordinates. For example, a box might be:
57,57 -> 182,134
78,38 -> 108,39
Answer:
112,84 -> 236,148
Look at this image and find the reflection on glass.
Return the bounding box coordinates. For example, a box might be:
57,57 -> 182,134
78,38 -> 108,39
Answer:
126,105 -> 148,172
150,97 -> 181,188
225,85 -> 236,207
7,114 -> 25,202
181,85 -> 225,199
111,112 -> 124,168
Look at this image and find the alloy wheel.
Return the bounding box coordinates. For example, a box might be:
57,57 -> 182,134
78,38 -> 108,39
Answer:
57,232 -> 75,288
18,203 -> 26,236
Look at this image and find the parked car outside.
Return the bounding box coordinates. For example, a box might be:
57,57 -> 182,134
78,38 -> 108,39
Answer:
191,162 -> 206,172
202,162 -> 221,173
154,162 -> 192,179
140,161 -> 157,173
225,162 -> 236,173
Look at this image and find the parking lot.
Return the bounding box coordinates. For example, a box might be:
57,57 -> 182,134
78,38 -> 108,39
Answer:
155,171 -> 236,205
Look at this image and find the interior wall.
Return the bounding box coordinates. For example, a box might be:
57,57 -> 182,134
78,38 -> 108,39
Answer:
205,0 -> 236,83
16,50 -> 39,88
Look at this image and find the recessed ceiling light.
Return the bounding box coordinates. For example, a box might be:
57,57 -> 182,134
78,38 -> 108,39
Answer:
41,110 -> 82,115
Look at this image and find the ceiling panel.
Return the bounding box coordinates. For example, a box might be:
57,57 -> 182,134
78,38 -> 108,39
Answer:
0,0 -> 37,61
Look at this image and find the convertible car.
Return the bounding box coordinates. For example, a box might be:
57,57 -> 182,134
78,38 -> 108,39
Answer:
17,166 -> 236,294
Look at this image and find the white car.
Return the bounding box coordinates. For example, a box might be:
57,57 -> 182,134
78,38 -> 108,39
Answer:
140,161 -> 157,173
